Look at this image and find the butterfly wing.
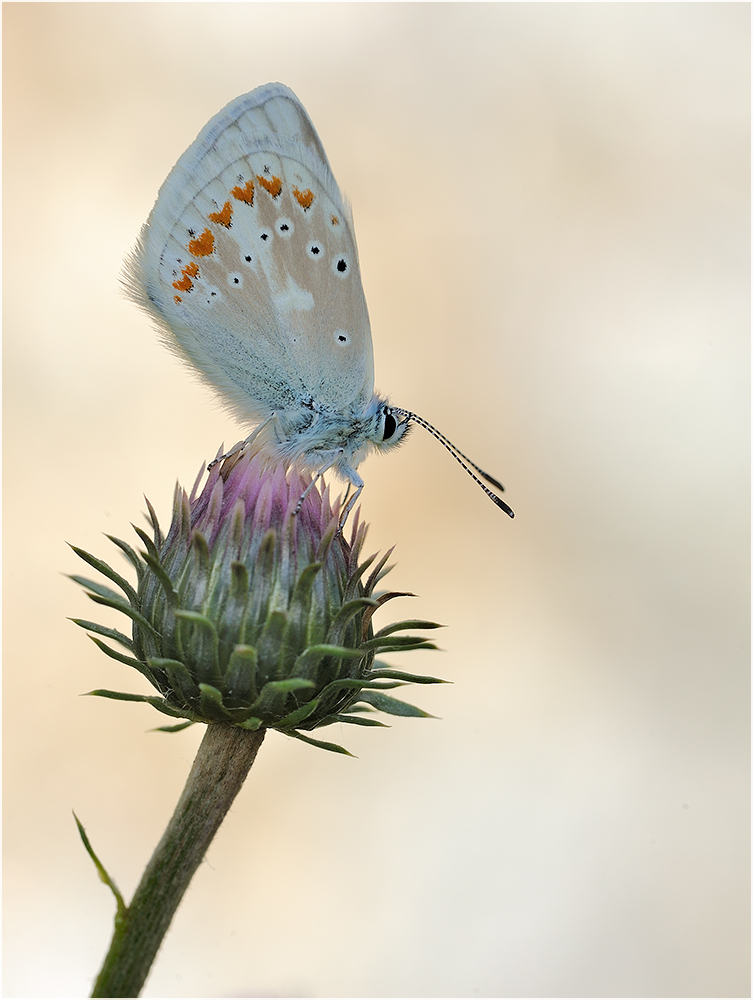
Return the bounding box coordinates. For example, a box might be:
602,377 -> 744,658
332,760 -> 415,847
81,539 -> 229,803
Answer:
125,83 -> 375,426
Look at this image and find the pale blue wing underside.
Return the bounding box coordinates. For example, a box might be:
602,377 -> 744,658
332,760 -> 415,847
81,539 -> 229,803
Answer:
125,83 -> 375,425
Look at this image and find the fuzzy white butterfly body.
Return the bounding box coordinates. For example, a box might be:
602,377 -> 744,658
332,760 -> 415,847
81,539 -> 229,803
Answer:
126,83 -> 513,519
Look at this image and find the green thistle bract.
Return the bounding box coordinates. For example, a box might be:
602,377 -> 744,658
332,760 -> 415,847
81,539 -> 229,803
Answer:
71,451 -> 444,753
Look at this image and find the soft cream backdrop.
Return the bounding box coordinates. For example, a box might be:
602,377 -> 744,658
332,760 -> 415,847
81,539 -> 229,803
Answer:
4,4 -> 749,998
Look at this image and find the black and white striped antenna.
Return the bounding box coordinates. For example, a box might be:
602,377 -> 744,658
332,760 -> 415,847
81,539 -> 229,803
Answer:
390,407 -> 514,518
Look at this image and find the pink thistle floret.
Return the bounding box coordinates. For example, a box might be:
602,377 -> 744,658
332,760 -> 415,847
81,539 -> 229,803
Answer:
189,451 -> 341,552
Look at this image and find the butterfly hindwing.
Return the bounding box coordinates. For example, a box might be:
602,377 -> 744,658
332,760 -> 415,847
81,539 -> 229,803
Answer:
126,84 -> 375,424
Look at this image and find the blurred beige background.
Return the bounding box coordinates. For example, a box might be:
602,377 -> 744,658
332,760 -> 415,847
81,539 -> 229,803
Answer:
3,4 -> 749,998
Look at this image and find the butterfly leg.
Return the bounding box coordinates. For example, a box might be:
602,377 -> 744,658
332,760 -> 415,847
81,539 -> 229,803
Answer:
340,481 -> 353,514
337,466 -> 364,531
293,456 -> 363,530
208,415 -> 276,470
294,454 -> 341,514
338,484 -> 363,531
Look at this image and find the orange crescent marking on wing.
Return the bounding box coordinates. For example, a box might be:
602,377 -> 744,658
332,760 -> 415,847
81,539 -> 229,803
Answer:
208,201 -> 233,227
257,174 -> 283,198
231,180 -> 255,205
172,261 -> 200,292
293,186 -> 314,210
188,229 -> 215,257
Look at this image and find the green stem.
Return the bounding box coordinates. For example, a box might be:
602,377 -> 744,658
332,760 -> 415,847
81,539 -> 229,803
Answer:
91,723 -> 266,998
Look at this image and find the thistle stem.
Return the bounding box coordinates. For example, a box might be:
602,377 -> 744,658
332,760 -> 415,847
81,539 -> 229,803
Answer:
91,723 -> 266,998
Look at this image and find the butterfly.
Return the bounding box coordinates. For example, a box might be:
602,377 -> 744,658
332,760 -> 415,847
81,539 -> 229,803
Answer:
125,83 -> 513,521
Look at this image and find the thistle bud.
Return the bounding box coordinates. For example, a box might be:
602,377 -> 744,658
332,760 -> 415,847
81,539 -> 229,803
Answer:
71,451 -> 443,752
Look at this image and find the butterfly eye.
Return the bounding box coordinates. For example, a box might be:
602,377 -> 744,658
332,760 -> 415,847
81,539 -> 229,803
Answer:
382,410 -> 398,440
332,254 -> 350,277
